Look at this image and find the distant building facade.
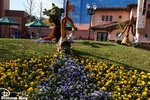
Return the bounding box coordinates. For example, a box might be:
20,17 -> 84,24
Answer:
62,0 -> 140,40
0,0 -> 27,38
91,3 -> 150,43
91,6 -> 130,41
63,0 -> 138,24
63,0 -> 150,42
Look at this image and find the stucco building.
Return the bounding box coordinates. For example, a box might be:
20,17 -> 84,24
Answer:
91,3 -> 150,43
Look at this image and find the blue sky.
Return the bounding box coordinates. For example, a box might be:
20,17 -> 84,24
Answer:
9,0 -> 142,23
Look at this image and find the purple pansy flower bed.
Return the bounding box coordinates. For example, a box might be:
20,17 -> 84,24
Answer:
38,54 -> 111,100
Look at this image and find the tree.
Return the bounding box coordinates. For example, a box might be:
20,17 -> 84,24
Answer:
116,22 -> 126,29
38,2 -> 43,20
26,13 -> 36,22
24,0 -> 37,22
42,18 -> 54,26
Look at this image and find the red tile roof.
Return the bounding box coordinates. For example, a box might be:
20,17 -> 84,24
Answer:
97,6 -> 127,10
74,24 -> 89,30
91,21 -> 129,31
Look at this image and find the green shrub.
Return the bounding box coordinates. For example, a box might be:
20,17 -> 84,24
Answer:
115,40 -> 122,44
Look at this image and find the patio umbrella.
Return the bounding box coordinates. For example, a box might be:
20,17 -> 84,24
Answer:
66,22 -> 77,30
25,20 -> 49,38
25,20 -> 49,28
0,17 -> 20,25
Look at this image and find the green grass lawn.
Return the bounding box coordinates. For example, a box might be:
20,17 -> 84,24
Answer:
0,38 -> 150,99
0,38 -> 150,72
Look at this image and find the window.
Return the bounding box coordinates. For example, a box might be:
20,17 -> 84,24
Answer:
142,0 -> 147,15
102,15 -> 113,21
102,15 -> 105,21
118,15 -> 122,19
106,15 -> 109,21
110,16 -> 113,21
97,32 -> 108,41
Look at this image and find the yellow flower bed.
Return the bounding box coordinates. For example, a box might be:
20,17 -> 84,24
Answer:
0,55 -> 55,98
78,57 -> 150,99
0,53 -> 150,99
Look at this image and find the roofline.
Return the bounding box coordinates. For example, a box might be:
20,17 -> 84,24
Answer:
91,17 -> 136,31
96,6 -> 127,10
96,3 -> 150,11
127,2 -> 150,10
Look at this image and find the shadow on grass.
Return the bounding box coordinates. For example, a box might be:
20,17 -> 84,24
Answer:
0,48 -> 30,61
0,48 -> 12,55
77,41 -> 115,48
0,48 -> 14,61
73,49 -> 149,73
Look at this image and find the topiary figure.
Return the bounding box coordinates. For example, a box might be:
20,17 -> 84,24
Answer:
42,3 -> 64,42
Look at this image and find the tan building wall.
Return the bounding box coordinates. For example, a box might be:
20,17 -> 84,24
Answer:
92,8 -> 130,26
130,4 -> 150,43
108,27 -> 134,42
92,8 -> 130,41
91,5 -> 150,43
141,18 -> 150,43
130,7 -> 137,17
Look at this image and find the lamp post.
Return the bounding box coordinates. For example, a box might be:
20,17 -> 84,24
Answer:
86,4 -> 97,40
